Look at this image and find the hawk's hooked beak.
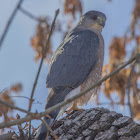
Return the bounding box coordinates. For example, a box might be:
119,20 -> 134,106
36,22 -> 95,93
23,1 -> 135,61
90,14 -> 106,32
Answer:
100,22 -> 105,27
98,17 -> 106,27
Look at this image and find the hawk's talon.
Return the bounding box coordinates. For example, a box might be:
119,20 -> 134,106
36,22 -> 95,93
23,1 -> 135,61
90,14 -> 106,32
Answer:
66,102 -> 84,114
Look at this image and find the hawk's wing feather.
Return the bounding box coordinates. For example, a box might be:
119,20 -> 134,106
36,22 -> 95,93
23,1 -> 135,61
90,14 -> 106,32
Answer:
46,29 -> 99,88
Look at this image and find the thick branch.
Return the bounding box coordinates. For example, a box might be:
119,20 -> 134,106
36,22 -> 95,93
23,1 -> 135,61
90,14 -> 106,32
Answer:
47,108 -> 140,140
0,0 -> 24,49
0,53 -> 139,129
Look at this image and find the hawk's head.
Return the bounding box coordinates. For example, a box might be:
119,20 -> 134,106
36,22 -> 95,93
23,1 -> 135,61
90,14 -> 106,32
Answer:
79,10 -> 106,32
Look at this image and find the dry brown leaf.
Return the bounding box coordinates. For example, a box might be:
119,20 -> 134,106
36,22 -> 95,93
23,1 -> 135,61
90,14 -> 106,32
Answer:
23,123 -> 29,130
109,37 -> 126,63
0,83 -> 22,133
131,94 -> 140,121
10,83 -> 22,93
133,0 -> 140,19
64,0 -> 82,18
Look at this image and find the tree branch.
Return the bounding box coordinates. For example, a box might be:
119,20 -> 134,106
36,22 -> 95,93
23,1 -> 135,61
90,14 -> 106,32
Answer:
19,7 -> 40,22
10,95 -> 31,101
0,99 -> 32,114
40,119 -> 58,140
0,53 -> 139,129
44,108 -> 140,140
0,0 -> 24,49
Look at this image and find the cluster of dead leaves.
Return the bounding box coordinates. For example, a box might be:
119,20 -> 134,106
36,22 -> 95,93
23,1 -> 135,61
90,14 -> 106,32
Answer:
64,0 -> 82,18
0,83 -> 22,133
133,0 -> 140,19
31,18 -> 52,62
102,31 -> 140,120
100,1 -> 140,120
102,37 -> 128,105
102,36 -> 140,107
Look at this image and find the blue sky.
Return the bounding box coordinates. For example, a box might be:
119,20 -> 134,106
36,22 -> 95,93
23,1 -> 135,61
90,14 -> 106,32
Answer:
0,0 -> 134,128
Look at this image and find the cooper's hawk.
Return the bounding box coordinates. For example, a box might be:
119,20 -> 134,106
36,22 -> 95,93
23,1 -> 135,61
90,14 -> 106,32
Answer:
35,10 -> 106,140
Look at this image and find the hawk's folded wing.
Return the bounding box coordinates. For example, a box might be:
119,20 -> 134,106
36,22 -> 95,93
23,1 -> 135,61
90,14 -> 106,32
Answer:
46,30 -> 99,88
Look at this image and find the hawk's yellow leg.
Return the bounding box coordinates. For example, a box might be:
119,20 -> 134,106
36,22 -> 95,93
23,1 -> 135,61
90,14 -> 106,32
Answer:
66,102 -> 84,114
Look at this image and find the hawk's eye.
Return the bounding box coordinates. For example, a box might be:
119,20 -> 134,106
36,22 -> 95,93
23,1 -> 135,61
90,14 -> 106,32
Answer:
93,15 -> 97,20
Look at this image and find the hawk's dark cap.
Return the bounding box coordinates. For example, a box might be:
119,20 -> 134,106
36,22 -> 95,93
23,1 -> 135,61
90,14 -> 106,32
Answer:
84,10 -> 106,20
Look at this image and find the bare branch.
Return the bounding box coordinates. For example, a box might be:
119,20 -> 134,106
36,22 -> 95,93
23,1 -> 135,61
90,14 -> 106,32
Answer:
0,0 -> 24,49
10,96 -> 42,104
40,119 -> 58,140
0,53 -> 139,129
0,99 -> 32,114
16,114 -> 25,138
19,7 -> 39,22
10,95 -> 31,100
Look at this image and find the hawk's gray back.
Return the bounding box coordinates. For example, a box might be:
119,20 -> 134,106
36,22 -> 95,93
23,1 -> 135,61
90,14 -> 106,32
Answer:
46,28 -> 99,88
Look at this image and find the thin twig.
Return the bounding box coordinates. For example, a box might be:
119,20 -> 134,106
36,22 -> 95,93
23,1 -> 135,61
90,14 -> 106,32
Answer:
28,9 -> 59,137
10,96 -> 42,104
0,99 -> 32,114
40,119 -> 58,140
0,0 -> 24,49
10,95 -> 31,100
16,114 -> 25,138
0,53 -> 139,129
126,61 -> 136,117
19,7 -> 40,22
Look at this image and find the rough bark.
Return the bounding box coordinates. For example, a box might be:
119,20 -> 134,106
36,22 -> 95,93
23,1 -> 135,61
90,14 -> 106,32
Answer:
46,107 -> 140,140
1,107 -> 140,140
